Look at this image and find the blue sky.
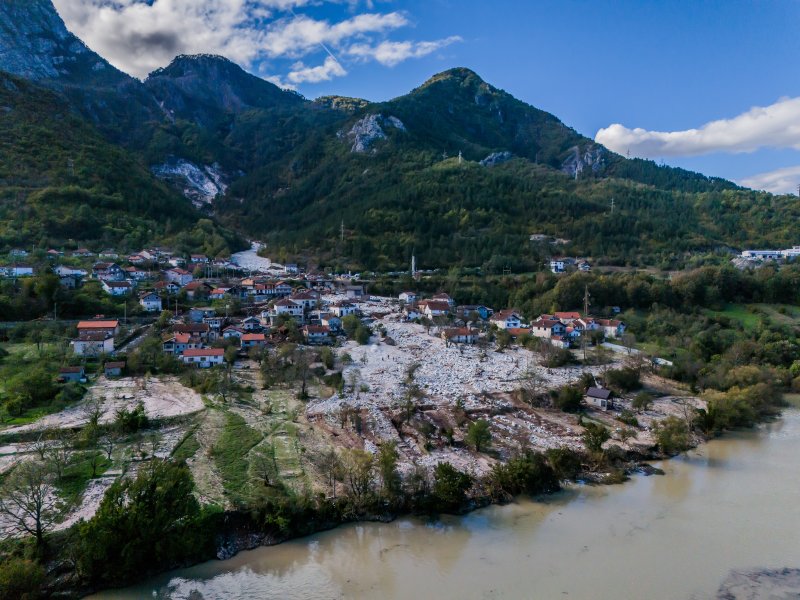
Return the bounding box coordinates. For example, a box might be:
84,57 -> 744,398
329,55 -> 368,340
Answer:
54,0 -> 800,192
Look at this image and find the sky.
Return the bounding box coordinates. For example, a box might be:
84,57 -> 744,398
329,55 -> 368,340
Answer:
51,0 -> 800,194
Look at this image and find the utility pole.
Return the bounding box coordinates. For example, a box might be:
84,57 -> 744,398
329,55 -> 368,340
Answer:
458,151 -> 462,165
582,285 -> 591,361
340,220 -> 345,243
610,197 -> 615,215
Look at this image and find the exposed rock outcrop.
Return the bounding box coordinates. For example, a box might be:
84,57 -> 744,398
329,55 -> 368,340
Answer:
343,114 -> 406,153
480,151 -> 513,167
151,160 -> 230,207
561,144 -> 606,177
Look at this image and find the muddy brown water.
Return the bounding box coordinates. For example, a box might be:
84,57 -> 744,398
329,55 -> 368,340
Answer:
91,410 -> 800,600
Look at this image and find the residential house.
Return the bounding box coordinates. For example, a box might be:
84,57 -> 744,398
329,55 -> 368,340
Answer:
290,290 -> 320,310
203,315 -> 226,331
284,263 -> 298,274
595,319 -> 626,339
102,280 -> 132,296
399,291 -> 418,304
55,265 -> 87,277
77,320 -> 120,336
92,262 -> 124,281
190,254 -> 209,264
531,318 -> 567,339
209,288 -> 228,301
98,250 -> 119,260
241,316 -> 262,331
432,293 -> 456,307
330,301 -> 358,318
59,274 -> 80,289
139,291 -> 162,312
154,280 -> 181,295
241,333 -> 267,349
58,366 -> 85,383
553,312 -> 582,324
165,268 -> 193,286
162,332 -> 202,355
124,266 -> 149,281
490,309 -> 523,330
441,327 -> 479,345
419,300 -> 450,319
182,348 -> 225,368
189,307 -> 216,323
578,261 -> 591,272
183,280 -> 212,300
303,325 -> 331,345
456,305 -> 493,321
9,249 -> 28,258
104,361 -> 125,378
72,332 -> 115,356
47,249 -> 63,259
173,323 -> 212,342
585,387 -> 613,411
345,285 -> 365,299
506,327 -> 532,340
272,299 -> 304,320
222,326 -> 245,340
5,265 -> 34,277
320,313 -> 342,331
550,259 -> 565,274
72,248 -> 94,258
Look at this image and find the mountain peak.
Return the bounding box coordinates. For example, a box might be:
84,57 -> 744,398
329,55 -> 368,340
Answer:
0,0 -> 129,85
144,53 -> 304,124
420,67 -> 485,88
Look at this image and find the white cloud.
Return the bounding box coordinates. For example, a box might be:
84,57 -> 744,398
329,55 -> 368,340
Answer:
287,56 -> 347,84
739,165 -> 800,195
51,1 -> 413,79
346,35 -> 462,66
596,96 -> 800,158
261,12 -> 408,59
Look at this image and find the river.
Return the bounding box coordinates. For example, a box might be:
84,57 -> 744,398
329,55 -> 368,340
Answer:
93,411 -> 800,600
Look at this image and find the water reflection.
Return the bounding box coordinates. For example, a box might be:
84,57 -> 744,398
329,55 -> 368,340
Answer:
91,411 -> 800,600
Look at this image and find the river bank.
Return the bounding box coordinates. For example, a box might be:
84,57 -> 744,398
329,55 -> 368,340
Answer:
91,409 -> 800,600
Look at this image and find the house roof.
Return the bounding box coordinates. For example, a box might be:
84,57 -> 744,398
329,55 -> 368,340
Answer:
104,281 -> 131,288
422,300 -> 450,312
242,333 -> 266,341
60,366 -> 84,374
554,311 -> 582,320
531,319 -> 562,328
104,361 -> 125,369
506,328 -> 531,337
586,387 -> 612,400
173,323 -> 210,333
442,327 -> 477,338
77,320 -> 119,330
303,325 -> 330,334
76,331 -> 112,342
183,348 -> 225,357
491,309 -> 520,320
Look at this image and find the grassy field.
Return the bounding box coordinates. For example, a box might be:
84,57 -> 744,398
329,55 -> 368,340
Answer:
703,304 -> 763,331
211,411 -> 263,500
703,303 -> 800,333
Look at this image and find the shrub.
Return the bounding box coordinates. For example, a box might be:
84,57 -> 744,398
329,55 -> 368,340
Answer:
653,416 -> 690,454
432,462 -> 472,512
490,451 -> 560,497
604,367 -> 641,392
552,385 -> 583,413
0,557 -> 44,599
545,447 -> 583,481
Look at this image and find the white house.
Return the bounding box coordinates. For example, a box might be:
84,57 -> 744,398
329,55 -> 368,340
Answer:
595,319 -> 626,339
441,328 -> 479,344
139,291 -> 162,312
399,291 -> 417,304
550,259 -> 565,273
102,280 -> 133,296
531,318 -> 567,339
182,347 -> 225,368
165,268 -> 193,286
273,299 -> 304,319
72,332 -> 115,356
420,300 -> 450,319
303,325 -> 332,345
490,309 -> 523,330
330,301 -> 358,318
7,266 -> 34,277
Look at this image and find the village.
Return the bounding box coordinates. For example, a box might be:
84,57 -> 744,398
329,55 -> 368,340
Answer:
0,240 -> 706,542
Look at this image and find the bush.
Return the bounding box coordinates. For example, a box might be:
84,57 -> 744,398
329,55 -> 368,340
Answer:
465,420 -> 492,452
542,347 -> 578,368
632,391 -> 653,412
552,385 -> 583,413
545,447 -> 583,481
653,416 -> 690,454
581,422 -> 610,454
490,451 -> 560,497
604,367 -> 641,392
617,409 -> 639,427
114,403 -> 149,433
432,462 -> 472,512
0,557 -> 45,600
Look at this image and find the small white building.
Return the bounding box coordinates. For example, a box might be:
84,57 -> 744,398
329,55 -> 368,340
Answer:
399,291 -> 417,304
72,332 -> 115,357
490,310 -> 523,330
182,347 -> 225,368
139,291 -> 162,312
102,280 -> 133,296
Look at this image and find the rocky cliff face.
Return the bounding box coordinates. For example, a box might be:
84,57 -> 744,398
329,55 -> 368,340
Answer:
0,0 -> 129,86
